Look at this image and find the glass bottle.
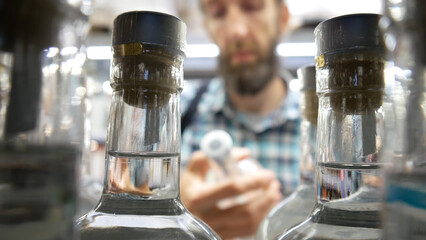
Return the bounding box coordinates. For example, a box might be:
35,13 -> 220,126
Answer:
275,14 -> 386,240
256,65 -> 317,240
201,129 -> 261,183
381,0 -> 426,239
76,11 -> 220,240
0,0 -> 90,239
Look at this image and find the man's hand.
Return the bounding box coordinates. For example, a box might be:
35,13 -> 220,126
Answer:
180,150 -> 282,239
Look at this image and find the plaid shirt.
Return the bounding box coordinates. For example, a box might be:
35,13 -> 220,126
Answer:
180,78 -> 301,196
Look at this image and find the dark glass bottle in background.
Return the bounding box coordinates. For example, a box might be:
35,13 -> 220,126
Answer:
276,14 -> 386,240
381,0 -> 426,239
256,65 -> 317,240
76,11 -> 220,240
0,0 -> 90,239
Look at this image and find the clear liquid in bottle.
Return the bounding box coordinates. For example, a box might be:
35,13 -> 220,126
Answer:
316,162 -> 382,228
78,152 -> 219,240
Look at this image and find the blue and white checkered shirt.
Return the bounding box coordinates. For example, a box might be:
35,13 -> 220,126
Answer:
180,77 -> 301,196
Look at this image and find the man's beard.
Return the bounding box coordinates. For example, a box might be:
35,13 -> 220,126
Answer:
218,42 -> 278,96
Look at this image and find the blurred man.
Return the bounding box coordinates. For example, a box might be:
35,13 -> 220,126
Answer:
180,0 -> 300,239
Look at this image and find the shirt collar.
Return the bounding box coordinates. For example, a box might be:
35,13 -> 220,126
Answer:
208,76 -> 300,133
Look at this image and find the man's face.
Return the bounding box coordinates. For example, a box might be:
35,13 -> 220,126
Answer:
201,0 -> 287,95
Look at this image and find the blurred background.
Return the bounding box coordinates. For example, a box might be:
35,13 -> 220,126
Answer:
85,0 -> 383,164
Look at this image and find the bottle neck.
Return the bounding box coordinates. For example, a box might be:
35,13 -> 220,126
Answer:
299,88 -> 318,186
314,54 -> 385,204
315,92 -> 384,203
103,151 -> 180,200
299,120 -> 316,185
102,89 -> 181,200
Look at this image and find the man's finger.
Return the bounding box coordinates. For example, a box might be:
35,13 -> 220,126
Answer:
185,151 -> 211,178
230,147 -> 251,161
189,170 -> 276,210
205,180 -> 282,238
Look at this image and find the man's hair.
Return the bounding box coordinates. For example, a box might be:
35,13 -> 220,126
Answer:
199,0 -> 285,13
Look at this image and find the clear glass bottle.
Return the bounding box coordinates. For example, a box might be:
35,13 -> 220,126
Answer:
0,1 -> 90,239
76,11 -> 220,240
381,0 -> 426,239
275,14 -> 386,240
256,65 -> 317,240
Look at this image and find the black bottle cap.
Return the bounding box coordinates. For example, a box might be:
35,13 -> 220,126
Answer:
112,11 -> 186,55
314,14 -> 384,56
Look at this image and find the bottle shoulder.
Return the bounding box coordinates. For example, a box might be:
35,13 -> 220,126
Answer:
77,196 -> 220,240
257,184 -> 316,240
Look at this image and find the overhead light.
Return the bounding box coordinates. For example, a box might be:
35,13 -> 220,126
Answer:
46,47 -> 59,58
276,42 -> 316,57
186,44 -> 220,58
87,46 -> 112,60
60,46 -> 78,56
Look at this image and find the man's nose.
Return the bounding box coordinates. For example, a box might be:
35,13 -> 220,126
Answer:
224,7 -> 250,39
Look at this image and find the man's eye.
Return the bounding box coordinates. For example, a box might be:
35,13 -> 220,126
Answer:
241,0 -> 263,12
208,6 -> 226,19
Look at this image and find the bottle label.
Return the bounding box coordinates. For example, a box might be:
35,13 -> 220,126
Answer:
113,42 -> 143,57
315,54 -> 325,68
